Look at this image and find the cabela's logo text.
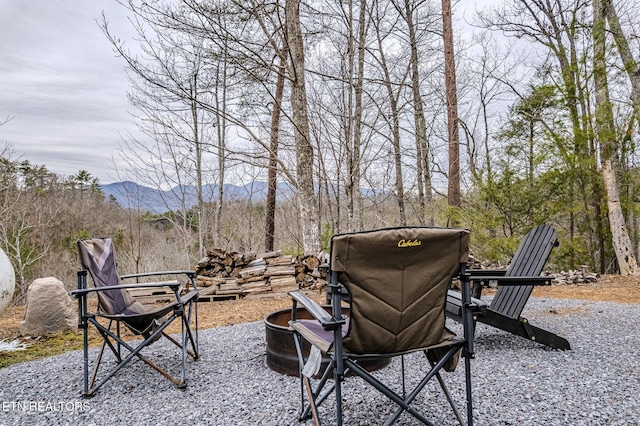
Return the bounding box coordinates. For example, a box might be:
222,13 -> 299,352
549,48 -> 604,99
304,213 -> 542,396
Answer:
398,239 -> 422,248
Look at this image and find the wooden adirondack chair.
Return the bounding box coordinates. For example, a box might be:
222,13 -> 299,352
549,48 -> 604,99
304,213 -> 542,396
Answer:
446,224 -> 571,350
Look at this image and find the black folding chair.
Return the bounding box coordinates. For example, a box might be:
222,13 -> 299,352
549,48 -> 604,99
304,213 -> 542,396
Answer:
70,237 -> 199,397
446,224 -> 570,350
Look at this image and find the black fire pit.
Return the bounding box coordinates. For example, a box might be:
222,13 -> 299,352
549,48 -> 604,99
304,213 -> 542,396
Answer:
264,305 -> 390,376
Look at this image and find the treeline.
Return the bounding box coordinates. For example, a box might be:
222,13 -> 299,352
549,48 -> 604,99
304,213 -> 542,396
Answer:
1,147 -> 638,307
4,0 -> 640,302
0,152 -> 303,304
100,0 -> 640,277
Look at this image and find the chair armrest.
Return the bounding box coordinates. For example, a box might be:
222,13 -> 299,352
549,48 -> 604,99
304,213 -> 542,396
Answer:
70,281 -> 181,298
289,291 -> 344,331
469,275 -> 553,287
446,289 -> 487,313
120,270 -> 195,280
467,269 -> 507,277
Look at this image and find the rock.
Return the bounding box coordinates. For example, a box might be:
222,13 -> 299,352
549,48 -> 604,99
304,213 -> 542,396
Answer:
0,247 -> 15,315
20,277 -> 77,336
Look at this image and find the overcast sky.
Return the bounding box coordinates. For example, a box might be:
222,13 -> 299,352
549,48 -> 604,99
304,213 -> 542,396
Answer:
0,0 -> 137,183
0,1 -> 484,186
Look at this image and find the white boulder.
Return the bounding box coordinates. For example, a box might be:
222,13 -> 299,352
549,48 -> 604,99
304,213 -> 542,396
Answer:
0,247 -> 15,315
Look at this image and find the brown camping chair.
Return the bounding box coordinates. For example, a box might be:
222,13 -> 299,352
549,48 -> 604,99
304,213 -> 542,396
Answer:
289,227 -> 475,425
70,238 -> 199,397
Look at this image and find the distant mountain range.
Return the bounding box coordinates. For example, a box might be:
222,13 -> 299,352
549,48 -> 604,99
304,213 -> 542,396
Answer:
101,181 -> 295,214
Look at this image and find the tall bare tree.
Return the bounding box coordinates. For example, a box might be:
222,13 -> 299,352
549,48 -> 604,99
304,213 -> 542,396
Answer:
478,0 -> 608,271
371,0 -> 407,226
286,0 -> 320,254
344,0 -> 369,232
442,0 -> 460,212
593,0 -> 638,275
396,0 -> 435,225
0,163 -> 59,301
265,50 -> 287,251
102,2 -> 223,261
603,0 -> 640,127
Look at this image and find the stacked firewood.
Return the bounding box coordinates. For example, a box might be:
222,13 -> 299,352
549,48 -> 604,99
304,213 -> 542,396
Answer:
195,248 -> 327,299
461,254 -> 600,287
551,266 -> 599,285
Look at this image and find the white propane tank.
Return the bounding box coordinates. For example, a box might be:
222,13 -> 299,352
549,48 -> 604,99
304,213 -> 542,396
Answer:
0,247 -> 15,315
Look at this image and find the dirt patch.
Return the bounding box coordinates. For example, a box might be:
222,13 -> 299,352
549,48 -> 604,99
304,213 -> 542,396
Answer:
1,275 -> 638,341
532,274 -> 640,304
0,275 -> 637,366
0,292 -> 326,343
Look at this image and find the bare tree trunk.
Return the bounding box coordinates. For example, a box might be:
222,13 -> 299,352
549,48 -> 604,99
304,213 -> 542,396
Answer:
593,0 -> 638,275
265,50 -> 287,251
286,0 -> 320,254
442,0 -> 460,212
353,0 -> 367,231
190,75 -> 204,257
344,0 -> 367,232
602,160 -> 638,274
214,61 -> 226,247
344,0 -> 356,232
404,0 -> 433,226
604,0 -> 640,125
373,3 -> 406,226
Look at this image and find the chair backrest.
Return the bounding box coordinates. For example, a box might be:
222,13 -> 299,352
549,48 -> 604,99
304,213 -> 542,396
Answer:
329,227 -> 470,355
489,224 -> 558,318
77,237 -> 137,316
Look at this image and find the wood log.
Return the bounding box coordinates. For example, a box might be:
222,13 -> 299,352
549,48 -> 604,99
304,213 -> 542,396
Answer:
219,280 -> 240,291
264,266 -> 296,277
197,247 -> 330,298
216,288 -> 243,295
207,248 -> 227,258
266,255 -> 294,266
246,258 -> 267,268
241,286 -> 271,295
241,280 -> 269,290
236,275 -> 266,285
269,276 -> 298,291
198,285 -> 217,296
239,264 -> 267,278
303,255 -> 320,271
260,251 -> 282,259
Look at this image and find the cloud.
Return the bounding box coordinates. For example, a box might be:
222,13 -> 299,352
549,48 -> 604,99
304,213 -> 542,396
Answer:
0,0 -> 139,183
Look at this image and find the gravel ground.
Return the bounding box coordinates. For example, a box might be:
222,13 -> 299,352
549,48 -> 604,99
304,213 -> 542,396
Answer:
1,297 -> 639,426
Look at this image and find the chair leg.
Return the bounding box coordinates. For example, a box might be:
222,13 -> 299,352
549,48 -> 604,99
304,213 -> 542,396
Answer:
185,300 -> 200,359
180,308 -> 188,388
384,344 -> 464,425
292,330 -> 343,424
81,317 -> 89,397
346,359 -> 436,426
86,319 -> 122,396
477,311 -> 571,350
434,370 -> 464,425
303,376 -> 320,425
84,312 -> 195,396
192,299 -> 199,356
465,354 -> 473,426
334,364 -> 342,426
292,329 -> 312,421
